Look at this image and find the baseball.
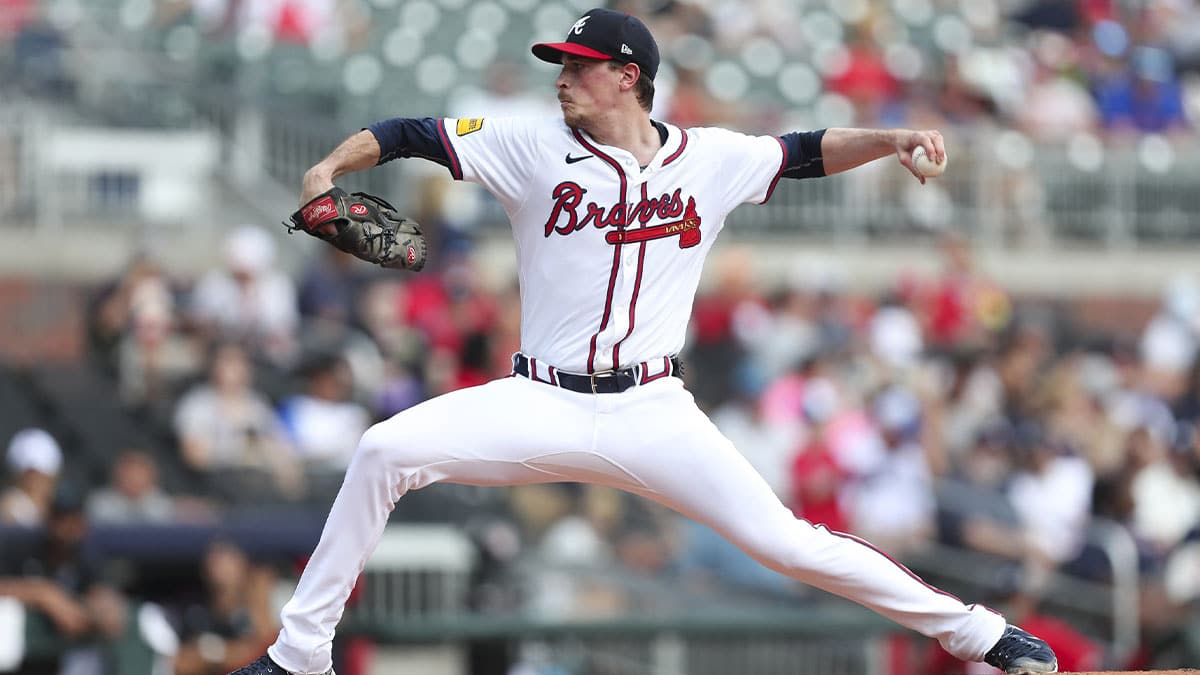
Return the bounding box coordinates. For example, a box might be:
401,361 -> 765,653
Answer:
912,145 -> 947,178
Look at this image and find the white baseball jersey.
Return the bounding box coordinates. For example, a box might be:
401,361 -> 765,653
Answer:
437,116 -> 785,373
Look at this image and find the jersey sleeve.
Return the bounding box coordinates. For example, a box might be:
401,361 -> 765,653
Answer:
436,117 -> 541,211
694,127 -> 788,207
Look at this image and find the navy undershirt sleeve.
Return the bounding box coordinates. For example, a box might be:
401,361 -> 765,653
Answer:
366,117 -> 451,170
778,129 -> 826,179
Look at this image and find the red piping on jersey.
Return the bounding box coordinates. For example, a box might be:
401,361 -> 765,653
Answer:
436,119 -> 463,180
612,182 -> 649,369
825,527 -> 968,605
574,129 -> 627,374
760,136 -> 789,204
661,129 -> 689,166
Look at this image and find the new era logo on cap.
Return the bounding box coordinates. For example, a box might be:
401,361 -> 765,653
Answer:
531,7 -> 660,80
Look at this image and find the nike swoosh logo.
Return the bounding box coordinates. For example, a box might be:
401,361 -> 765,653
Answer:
565,153 -> 593,164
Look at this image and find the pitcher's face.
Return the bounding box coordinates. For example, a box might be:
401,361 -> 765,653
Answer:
556,55 -> 620,129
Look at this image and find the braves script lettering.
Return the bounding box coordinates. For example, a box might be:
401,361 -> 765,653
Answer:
543,182 -> 695,244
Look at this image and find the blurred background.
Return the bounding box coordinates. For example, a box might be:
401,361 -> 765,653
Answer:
2,0 -> 1200,673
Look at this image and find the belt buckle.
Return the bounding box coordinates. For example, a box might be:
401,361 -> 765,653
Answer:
589,369 -> 616,394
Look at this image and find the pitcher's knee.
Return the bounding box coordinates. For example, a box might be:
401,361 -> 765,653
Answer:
354,421 -> 410,470
735,518 -> 828,573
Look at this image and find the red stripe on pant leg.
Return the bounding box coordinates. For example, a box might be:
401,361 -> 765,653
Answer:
825,527 -> 966,604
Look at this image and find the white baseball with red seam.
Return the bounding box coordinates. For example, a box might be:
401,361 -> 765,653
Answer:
912,145 -> 946,178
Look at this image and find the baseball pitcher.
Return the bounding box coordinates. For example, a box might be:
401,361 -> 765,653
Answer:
232,8 -> 1058,675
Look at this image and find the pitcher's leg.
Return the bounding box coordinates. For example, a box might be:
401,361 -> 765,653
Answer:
268,378 -> 592,674
605,380 -> 1006,662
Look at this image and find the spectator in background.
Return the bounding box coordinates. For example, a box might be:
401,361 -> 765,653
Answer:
934,56 -> 1000,128
937,420 -> 1022,555
789,377 -> 851,533
85,449 -> 175,524
1174,358 -> 1200,430
6,2 -> 73,99
174,341 -> 302,503
86,252 -> 202,416
709,368 -> 797,500
89,254 -> 168,369
174,540 -> 280,675
278,352 -> 371,472
1125,417 -> 1200,558
935,347 -> 1004,460
1094,46 -> 1189,135
190,225 -> 299,366
825,29 -> 903,126
868,290 -> 925,375
0,491 -> 133,674
746,281 -> 820,378
1151,0 -> 1200,73
355,279 -> 429,418
925,232 -> 1012,350
112,261 -> 204,418
843,386 -> 937,555
1016,33 -> 1101,142
1141,275 -> 1200,400
0,0 -> 37,43
0,428 -> 62,527
686,248 -> 765,409
296,247 -> 376,330
295,246 -> 391,406
997,319 -> 1053,423
1006,424 -> 1095,570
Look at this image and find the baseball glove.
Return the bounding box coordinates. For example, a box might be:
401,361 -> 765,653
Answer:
287,187 -> 427,271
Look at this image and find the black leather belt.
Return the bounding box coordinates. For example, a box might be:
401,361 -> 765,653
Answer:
512,353 -> 682,394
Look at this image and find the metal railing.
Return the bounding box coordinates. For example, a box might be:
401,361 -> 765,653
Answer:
901,517 -> 1140,666
6,93 -> 1199,251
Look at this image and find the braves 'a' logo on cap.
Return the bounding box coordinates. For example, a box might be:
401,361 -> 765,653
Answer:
571,16 -> 590,35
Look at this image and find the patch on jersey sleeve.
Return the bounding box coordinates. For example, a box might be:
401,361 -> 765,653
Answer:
456,118 -> 485,136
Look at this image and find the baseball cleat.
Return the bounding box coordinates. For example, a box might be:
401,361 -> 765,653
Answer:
983,625 -> 1058,674
226,655 -> 334,675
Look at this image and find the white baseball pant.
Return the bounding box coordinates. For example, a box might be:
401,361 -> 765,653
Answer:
268,373 -> 1005,674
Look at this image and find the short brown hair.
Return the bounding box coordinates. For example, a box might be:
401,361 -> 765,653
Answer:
609,61 -> 655,112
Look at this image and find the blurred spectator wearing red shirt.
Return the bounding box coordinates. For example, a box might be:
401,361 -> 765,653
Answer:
790,378 -> 851,533
925,233 -> 1012,349
826,31 -> 902,125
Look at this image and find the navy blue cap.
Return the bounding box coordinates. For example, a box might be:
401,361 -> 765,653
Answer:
532,8 -> 660,81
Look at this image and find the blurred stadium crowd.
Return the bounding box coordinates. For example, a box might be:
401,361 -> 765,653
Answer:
2,0 -> 1200,673
2,0 -> 1199,135
4,221 -> 1200,673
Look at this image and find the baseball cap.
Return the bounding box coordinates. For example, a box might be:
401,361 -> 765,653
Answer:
225,224 -> 276,274
6,428 -> 63,476
532,8 -> 660,81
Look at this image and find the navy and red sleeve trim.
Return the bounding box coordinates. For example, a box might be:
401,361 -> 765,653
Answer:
761,136 -> 788,204
366,117 -> 460,179
778,129 -> 826,179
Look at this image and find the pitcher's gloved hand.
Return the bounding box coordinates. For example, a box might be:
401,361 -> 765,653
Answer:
287,187 -> 426,271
